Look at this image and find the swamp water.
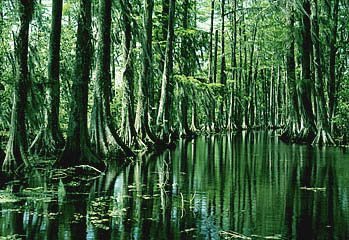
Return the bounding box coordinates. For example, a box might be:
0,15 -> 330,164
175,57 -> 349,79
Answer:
0,131 -> 349,239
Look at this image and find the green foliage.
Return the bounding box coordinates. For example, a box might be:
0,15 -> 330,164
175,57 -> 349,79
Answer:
206,82 -> 225,94
334,77 -> 349,140
176,27 -> 206,39
0,0 -> 348,161
174,74 -> 207,87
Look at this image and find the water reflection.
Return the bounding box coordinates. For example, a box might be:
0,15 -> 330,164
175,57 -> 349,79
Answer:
0,132 -> 349,239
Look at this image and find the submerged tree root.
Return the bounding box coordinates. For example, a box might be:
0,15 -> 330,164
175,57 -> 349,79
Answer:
141,129 -> 180,152
90,112 -> 135,159
312,128 -> 335,146
280,122 -> 336,146
279,124 -> 299,143
29,127 -> 64,155
226,123 -> 238,132
58,144 -> 105,171
2,132 -> 30,174
295,127 -> 316,144
179,128 -> 197,140
219,230 -> 251,239
75,164 -> 103,175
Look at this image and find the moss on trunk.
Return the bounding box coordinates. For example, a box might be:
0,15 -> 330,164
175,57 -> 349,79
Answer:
58,0 -> 104,170
2,1 -> 33,174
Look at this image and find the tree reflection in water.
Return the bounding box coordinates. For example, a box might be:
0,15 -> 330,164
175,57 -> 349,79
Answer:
0,132 -> 348,239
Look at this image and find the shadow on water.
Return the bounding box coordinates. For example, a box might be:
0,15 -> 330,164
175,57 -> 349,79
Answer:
0,131 -> 349,239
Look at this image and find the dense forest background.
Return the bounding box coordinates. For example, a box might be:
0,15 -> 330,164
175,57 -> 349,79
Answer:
0,0 -> 348,174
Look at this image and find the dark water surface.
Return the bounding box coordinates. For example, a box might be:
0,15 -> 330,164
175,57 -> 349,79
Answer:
1,132 -> 349,239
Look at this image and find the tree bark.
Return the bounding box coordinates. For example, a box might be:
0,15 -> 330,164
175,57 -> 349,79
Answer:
3,0 -> 33,174
246,22 -> 258,129
156,0 -> 176,142
312,0 -> 335,145
58,0 -> 104,169
269,66 -> 274,128
227,0 -> 237,131
242,9 -> 248,129
135,0 -> 160,147
191,88 -> 198,131
120,0 -> 137,146
328,0 -> 339,133
208,0 -> 214,83
219,0 -> 226,129
298,0 -> 316,143
207,0 -> 216,132
209,29 -> 219,131
280,2 -> 300,142
251,58 -> 259,127
30,0 -> 64,154
235,13 -> 244,130
154,0 -> 170,121
89,0 -> 134,158
179,0 -> 194,137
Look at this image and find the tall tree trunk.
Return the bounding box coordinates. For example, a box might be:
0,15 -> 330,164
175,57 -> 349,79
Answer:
280,2 -> 300,142
59,0 -> 103,169
219,0 -> 226,129
3,0 -> 33,173
251,58 -> 259,127
154,0 -> 170,121
30,0 -> 64,154
89,0 -> 134,157
298,0 -> 316,143
161,0 -> 169,58
261,68 -> 268,127
45,0 -> 64,149
242,9 -> 248,129
210,29 -> 219,131
179,0 -> 194,137
269,66 -> 274,128
207,0 -> 215,132
235,14 -> 243,130
190,1 -> 199,132
135,0 -> 159,147
312,0 -> 334,145
227,0 -> 237,131
208,0 -> 214,83
274,65 -> 280,127
156,0 -> 176,142
246,22 -> 258,129
328,0 -> 339,133
120,0 -> 137,146
191,88 -> 198,131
